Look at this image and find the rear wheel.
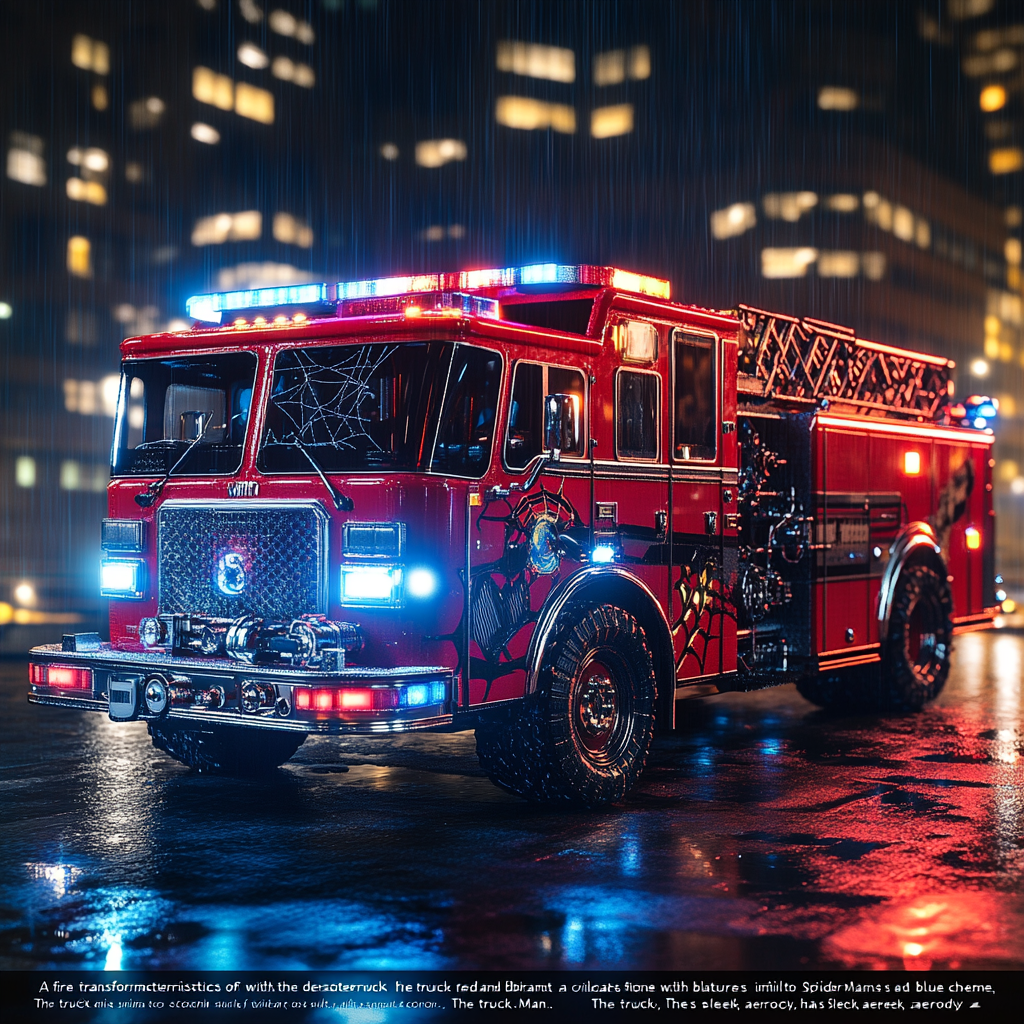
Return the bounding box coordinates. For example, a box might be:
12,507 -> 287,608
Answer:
878,564 -> 953,710
475,603 -> 657,807
796,563 -> 952,712
148,720 -> 305,774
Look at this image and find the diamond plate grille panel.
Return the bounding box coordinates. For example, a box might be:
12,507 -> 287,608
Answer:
158,503 -> 327,620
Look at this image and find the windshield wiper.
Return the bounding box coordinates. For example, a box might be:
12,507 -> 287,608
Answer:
135,416 -> 222,508
283,436 -> 354,512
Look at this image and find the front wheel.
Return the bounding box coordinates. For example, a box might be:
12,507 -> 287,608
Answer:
148,720 -> 306,774
476,603 -> 657,807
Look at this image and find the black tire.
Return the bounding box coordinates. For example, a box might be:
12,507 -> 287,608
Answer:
878,563 -> 953,711
796,563 -> 952,712
475,603 -> 657,807
148,720 -> 306,774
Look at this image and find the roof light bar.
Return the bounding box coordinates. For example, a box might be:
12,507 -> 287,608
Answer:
337,264 -> 671,300
186,283 -> 329,323
184,264 -> 672,324
341,291 -> 500,320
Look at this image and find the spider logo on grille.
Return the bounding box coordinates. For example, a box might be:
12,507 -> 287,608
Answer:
215,551 -> 247,596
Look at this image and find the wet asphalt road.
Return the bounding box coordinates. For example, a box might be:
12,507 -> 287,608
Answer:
2,627 -> 1022,973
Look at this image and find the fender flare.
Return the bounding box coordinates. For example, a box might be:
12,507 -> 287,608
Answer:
525,565 -> 676,729
876,521 -> 947,641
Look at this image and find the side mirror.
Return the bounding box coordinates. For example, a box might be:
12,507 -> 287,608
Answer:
544,393 -> 580,461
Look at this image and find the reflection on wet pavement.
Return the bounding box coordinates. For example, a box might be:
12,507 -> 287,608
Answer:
2,627 -> 1021,971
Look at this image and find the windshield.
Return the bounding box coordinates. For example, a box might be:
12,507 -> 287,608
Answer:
258,341 -> 501,477
111,352 -> 257,477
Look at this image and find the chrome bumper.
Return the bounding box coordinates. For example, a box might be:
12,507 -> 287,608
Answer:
28,643 -> 454,735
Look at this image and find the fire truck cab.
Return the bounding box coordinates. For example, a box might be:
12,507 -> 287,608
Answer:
28,265 -> 999,806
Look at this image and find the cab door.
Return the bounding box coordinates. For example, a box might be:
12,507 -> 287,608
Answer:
669,328 -> 736,683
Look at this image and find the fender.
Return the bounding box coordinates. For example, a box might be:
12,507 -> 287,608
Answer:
876,521 -> 946,639
525,565 -> 676,728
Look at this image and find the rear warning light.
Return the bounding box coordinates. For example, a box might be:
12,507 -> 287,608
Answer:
965,526 -> 981,550
903,451 -> 921,475
293,683 -> 445,712
30,664 -> 93,690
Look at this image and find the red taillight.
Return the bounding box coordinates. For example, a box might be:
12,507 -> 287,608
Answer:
30,664 -> 93,690
293,686 -> 397,712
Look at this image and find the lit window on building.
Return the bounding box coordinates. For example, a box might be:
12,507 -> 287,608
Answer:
192,210 -> 263,245
761,247 -> 818,278
71,34 -> 109,74
129,96 -> 166,130
817,251 -> 860,278
380,143 -> 399,160
980,84 -> 1007,111
7,132 -> 46,186
216,262 -> 314,289
990,147 -> 1024,174
235,82 -> 275,122
194,67 -> 235,110
271,57 -> 315,87
59,460 -> 108,493
92,84 -> 109,111
125,162 -> 146,183
496,41 -> 575,83
591,103 -> 633,139
892,205 -> 915,241
270,9 -> 315,43
238,41 -> 269,69
240,0 -> 264,24
414,139 -> 467,168
593,45 -> 650,86
191,122 -> 221,144
420,224 -> 465,242
63,376 -> 121,417
861,252 -> 886,280
962,49 -> 1017,77
763,192 -> 817,221
0,302 -> 12,319
825,193 -> 859,212
66,178 -> 107,205
15,456 -> 36,488
66,310 -> 98,345
817,86 -> 858,110
67,237 -> 91,278
495,96 -> 576,133
710,202 -> 756,240
273,212 -> 313,247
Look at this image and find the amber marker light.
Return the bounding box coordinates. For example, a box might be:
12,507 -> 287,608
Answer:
404,305 -> 422,318
965,526 -> 981,550
904,451 -> 922,475
273,314 -> 289,325
293,312 -> 307,323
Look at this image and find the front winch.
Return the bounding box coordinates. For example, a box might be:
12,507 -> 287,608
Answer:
138,613 -> 363,669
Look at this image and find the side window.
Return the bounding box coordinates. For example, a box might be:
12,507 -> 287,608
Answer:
673,331 -> 717,460
504,362 -> 586,469
505,363 -> 544,470
616,370 -> 659,460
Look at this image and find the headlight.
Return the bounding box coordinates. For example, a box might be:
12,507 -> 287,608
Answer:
100,559 -> 145,599
406,567 -> 438,599
340,564 -> 403,607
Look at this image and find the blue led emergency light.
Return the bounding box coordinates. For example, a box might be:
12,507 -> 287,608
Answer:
184,264 -> 672,324
186,284 -> 329,323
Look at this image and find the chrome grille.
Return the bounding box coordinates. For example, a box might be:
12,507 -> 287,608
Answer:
158,502 -> 328,621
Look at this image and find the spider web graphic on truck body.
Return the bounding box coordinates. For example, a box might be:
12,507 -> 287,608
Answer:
265,344 -> 399,453
737,304 -> 953,421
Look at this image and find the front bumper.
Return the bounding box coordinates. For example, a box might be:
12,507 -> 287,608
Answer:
27,643 -> 454,734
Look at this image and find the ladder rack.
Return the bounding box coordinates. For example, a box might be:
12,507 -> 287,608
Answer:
737,304 -> 954,421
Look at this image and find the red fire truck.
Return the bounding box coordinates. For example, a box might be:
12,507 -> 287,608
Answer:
28,265 -> 998,806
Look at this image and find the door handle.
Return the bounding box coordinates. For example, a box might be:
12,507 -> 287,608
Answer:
704,511 -> 718,535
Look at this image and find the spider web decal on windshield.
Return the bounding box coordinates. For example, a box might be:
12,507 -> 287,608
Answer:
265,344 -> 398,452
